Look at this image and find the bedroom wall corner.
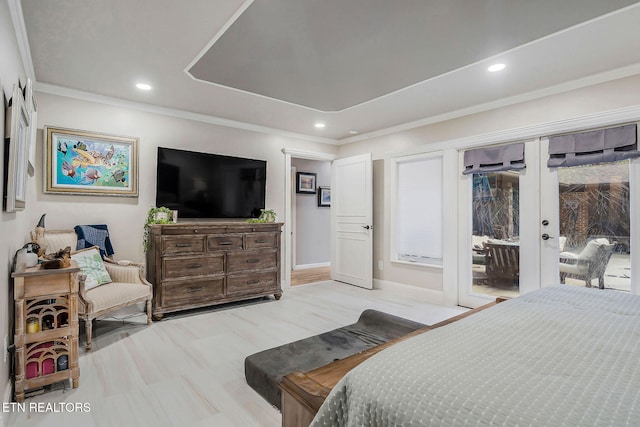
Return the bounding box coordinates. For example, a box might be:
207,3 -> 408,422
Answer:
0,0 -> 31,410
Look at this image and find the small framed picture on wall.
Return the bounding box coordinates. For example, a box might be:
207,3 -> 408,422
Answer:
317,187 -> 331,207
296,172 -> 316,194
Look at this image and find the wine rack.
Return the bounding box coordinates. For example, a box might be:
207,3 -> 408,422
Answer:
12,264 -> 80,402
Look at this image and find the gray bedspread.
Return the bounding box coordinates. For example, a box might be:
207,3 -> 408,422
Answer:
311,286 -> 640,426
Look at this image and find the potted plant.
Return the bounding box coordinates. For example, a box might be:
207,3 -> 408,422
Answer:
246,209 -> 277,224
143,206 -> 173,251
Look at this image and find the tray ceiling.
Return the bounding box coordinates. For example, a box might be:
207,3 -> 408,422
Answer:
17,0 -> 640,142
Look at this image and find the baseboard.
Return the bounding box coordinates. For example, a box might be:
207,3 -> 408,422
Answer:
373,279 -> 450,306
293,262 -> 330,270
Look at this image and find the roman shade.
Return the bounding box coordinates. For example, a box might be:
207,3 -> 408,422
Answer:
462,143 -> 525,175
547,124 -> 639,168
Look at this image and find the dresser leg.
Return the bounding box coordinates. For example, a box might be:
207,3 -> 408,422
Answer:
274,293 -> 282,300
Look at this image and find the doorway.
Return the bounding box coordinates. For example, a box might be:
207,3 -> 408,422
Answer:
290,158 -> 332,286
459,130 -> 638,308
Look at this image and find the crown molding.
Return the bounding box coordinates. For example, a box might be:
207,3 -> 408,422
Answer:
391,103 -> 640,158
281,148 -> 337,161
8,0 -> 35,80
34,82 -> 340,145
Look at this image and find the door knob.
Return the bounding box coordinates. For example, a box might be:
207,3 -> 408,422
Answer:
541,233 -> 552,240
362,225 -> 371,230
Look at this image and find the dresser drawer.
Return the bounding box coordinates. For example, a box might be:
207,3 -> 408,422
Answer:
161,225 -> 226,235
207,235 -> 243,252
162,255 -> 224,279
227,271 -> 278,296
227,250 -> 278,273
226,224 -> 281,234
161,236 -> 205,254
160,278 -> 224,307
244,233 -> 279,250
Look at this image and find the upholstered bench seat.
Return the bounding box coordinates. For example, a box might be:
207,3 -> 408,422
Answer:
244,309 -> 426,409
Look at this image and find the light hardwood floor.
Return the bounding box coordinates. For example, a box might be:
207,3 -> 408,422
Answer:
5,281 -> 466,427
290,266 -> 331,286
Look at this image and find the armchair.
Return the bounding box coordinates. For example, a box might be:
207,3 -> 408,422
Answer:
483,240 -> 519,283
559,238 -> 615,289
42,230 -> 152,350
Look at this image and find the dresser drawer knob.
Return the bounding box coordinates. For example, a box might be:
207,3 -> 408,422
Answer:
247,280 -> 259,285
218,241 -> 233,246
175,243 -> 192,248
186,286 -> 205,293
255,240 -> 267,244
246,259 -> 260,264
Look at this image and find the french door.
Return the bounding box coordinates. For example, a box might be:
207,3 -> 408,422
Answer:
459,139 -> 637,308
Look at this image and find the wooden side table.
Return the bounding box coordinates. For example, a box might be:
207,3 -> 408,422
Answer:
12,263 -> 80,402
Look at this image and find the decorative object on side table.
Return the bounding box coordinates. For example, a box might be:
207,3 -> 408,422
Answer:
296,172 -> 317,194
41,246 -> 72,269
43,126 -> 139,197
317,187 -> 331,207
31,214 -> 47,256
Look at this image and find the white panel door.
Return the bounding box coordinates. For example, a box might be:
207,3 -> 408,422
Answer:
331,153 -> 373,289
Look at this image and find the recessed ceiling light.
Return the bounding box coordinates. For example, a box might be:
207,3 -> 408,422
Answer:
487,63 -> 506,72
349,130 -> 359,135
314,122 -> 326,129
136,83 -> 152,90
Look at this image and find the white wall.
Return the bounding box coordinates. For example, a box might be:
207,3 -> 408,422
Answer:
0,0 -> 29,406
338,74 -> 640,295
30,92 -> 338,263
292,158 -> 330,267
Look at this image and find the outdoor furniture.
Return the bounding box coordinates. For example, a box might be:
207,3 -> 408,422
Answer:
559,238 -> 615,289
483,240 -> 519,283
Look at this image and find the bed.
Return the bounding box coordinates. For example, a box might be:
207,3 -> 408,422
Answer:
308,286 -> 640,426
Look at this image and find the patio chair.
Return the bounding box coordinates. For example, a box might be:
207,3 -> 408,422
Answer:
559,238 -> 616,289
483,240 -> 519,283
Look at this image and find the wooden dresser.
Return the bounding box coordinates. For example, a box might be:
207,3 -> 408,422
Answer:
12,264 -> 80,402
146,222 -> 283,320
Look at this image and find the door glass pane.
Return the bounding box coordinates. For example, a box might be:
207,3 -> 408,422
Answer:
471,171 -> 520,298
558,160 -> 631,291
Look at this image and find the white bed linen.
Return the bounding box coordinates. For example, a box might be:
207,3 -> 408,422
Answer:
311,286 -> 640,426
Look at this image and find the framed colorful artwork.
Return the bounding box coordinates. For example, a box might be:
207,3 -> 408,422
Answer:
44,126 -> 138,196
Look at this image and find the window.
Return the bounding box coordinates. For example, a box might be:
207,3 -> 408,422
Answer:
393,153 -> 443,265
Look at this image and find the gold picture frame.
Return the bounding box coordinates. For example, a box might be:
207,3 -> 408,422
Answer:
44,126 -> 139,197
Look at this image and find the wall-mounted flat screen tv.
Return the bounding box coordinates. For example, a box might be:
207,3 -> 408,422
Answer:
155,147 -> 266,219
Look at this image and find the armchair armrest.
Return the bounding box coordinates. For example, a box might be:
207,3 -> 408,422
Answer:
103,258 -> 152,288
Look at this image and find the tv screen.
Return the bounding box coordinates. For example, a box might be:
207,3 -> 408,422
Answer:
156,147 -> 266,219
